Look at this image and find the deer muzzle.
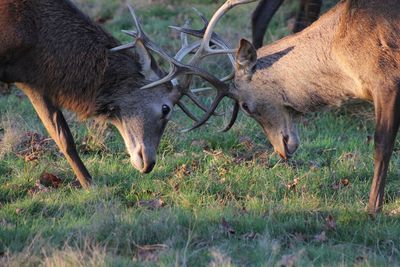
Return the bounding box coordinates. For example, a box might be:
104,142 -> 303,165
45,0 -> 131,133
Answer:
130,145 -> 156,173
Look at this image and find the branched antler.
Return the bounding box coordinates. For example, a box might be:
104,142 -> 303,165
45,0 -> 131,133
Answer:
112,0 -> 257,131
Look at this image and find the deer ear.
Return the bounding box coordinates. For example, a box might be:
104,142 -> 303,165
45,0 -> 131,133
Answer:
236,39 -> 257,76
135,39 -> 159,81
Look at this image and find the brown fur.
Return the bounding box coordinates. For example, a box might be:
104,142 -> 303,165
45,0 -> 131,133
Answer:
234,0 -> 400,214
0,0 -> 180,187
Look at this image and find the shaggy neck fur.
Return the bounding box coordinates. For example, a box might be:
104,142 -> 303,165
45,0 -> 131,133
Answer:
1,0 -> 146,119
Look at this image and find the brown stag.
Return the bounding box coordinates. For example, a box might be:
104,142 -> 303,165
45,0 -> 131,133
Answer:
0,0 -> 235,188
252,0 -> 323,49
133,0 -> 400,215
0,0 -> 222,188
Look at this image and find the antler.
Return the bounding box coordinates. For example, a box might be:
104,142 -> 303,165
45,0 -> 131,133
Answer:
172,0 -> 257,132
112,0 -> 257,131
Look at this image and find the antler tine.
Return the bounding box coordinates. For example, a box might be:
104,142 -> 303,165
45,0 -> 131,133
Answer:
220,101 -> 239,132
174,22 -> 225,116
185,91 -> 224,116
176,0 -> 256,132
180,20 -> 190,48
178,101 -> 199,122
192,7 -> 209,29
181,92 -> 227,133
191,0 -> 257,59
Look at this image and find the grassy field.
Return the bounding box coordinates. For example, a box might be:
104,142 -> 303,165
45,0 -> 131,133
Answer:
1,0 -> 400,266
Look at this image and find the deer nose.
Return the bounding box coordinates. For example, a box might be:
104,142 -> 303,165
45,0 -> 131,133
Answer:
138,146 -> 156,173
141,160 -> 156,173
282,134 -> 299,158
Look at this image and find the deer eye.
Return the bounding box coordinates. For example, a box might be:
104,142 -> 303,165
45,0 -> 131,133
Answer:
241,103 -> 251,114
162,104 -> 171,117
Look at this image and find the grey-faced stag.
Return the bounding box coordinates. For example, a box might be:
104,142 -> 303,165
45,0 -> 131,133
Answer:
252,0 -> 323,48
151,0 -> 400,215
0,0 -> 189,188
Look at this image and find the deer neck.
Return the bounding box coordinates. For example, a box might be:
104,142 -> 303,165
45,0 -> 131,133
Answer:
254,2 -> 365,113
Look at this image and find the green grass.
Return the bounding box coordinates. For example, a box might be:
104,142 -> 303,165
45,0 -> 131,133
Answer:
1,0 -> 400,266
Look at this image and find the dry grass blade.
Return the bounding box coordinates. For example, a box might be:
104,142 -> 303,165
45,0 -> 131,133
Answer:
136,244 -> 168,262
138,198 -> 165,209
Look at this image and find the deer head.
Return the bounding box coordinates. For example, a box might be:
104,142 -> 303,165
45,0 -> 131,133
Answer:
109,5 -> 239,172
232,39 -> 300,159
107,39 -> 180,173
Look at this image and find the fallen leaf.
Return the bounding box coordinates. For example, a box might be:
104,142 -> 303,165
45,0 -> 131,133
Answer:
191,139 -> 208,150
325,214 -> 337,231
204,149 -> 224,159
138,198 -> 164,209
286,178 -> 299,192
15,208 -> 22,214
220,217 -> 235,235
39,172 -> 62,188
332,178 -> 350,190
136,244 -> 168,262
16,132 -> 54,161
28,180 -> 51,195
174,164 -> 191,179
389,207 -> 400,216
239,136 -> 254,150
314,231 -> 328,242
341,178 -> 350,186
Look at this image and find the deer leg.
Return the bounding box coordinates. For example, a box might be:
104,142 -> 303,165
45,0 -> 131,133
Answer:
24,90 -> 92,189
293,0 -> 322,33
251,0 -> 284,49
368,91 -> 400,215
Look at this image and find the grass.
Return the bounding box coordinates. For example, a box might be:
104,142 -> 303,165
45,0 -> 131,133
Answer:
1,0 -> 400,266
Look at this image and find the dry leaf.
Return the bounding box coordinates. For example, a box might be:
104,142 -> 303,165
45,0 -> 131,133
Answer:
341,178 -> 350,186
286,178 -> 299,192
39,172 -> 62,188
314,231 -> 328,242
15,208 -> 22,214
138,198 -> 165,209
174,164 -> 191,179
325,214 -> 337,231
191,139 -> 209,150
137,244 -> 167,262
332,178 -> 350,190
28,180 -> 50,195
239,136 -> 254,150
16,132 -> 54,162
220,217 -> 235,235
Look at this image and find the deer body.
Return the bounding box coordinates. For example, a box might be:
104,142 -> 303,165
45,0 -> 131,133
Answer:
234,0 -> 400,214
0,0 -> 179,187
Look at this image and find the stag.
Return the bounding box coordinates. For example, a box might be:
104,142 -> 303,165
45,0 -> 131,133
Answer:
133,0 -> 400,215
0,0 -> 183,187
252,0 -> 323,49
0,0 -> 239,188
